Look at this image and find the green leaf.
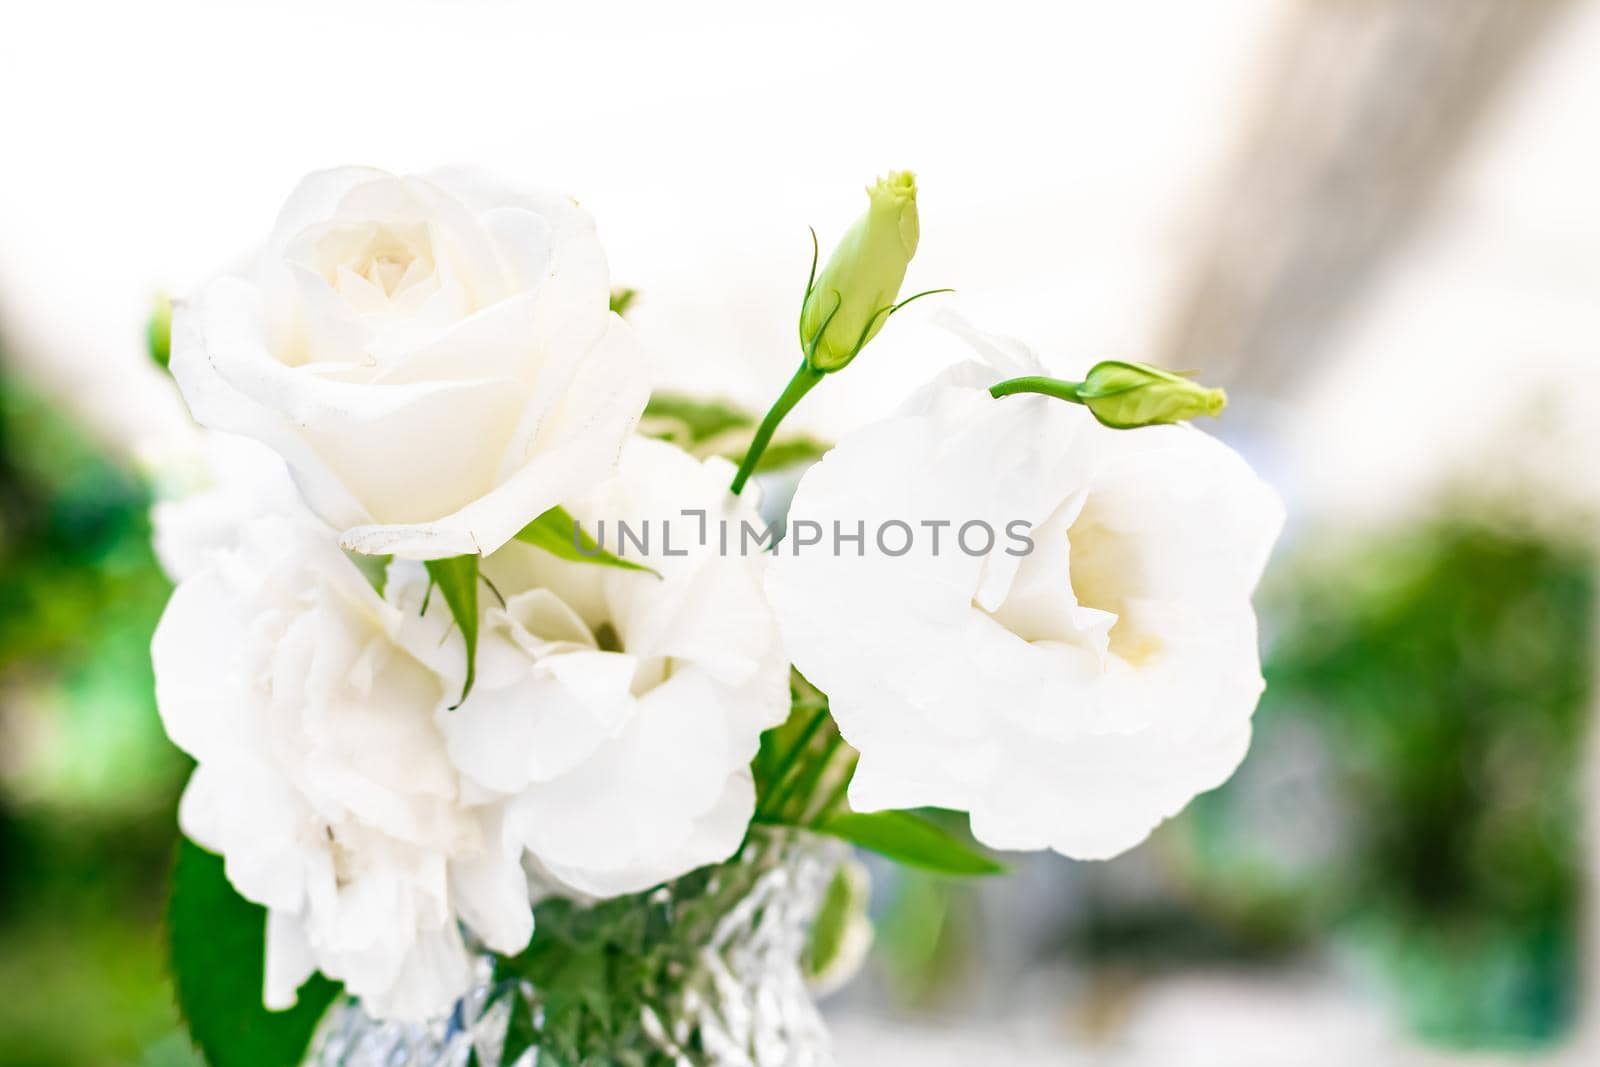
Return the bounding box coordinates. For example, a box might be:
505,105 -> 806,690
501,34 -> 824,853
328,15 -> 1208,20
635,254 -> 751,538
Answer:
168,839 -> 340,1067
818,810 -> 1006,876
425,554 -> 479,708
805,863 -> 871,983
514,505 -> 658,577
747,435 -> 831,472
642,393 -> 755,443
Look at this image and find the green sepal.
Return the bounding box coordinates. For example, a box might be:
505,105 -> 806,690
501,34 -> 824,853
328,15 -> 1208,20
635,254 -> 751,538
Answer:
608,287 -> 637,316
514,505 -> 658,577
425,554 -> 479,709
168,838 -> 341,1067
345,550 -> 392,597
818,810 -> 1006,876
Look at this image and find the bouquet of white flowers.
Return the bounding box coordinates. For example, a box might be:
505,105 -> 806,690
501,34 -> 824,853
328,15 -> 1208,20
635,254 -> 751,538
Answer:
150,166 -> 1282,1067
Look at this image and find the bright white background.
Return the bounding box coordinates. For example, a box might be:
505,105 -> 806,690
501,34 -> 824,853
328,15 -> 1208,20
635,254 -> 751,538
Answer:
7,0 -> 1600,531
0,0 -> 1280,449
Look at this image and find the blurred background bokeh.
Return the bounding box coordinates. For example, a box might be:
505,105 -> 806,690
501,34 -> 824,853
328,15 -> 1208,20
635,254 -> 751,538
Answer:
4,2 -> 1600,1064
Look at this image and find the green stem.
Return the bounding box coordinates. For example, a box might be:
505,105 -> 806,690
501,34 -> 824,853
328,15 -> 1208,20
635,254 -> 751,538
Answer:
988,375 -> 1085,404
754,706 -> 828,821
781,733 -> 843,824
730,362 -> 826,495
810,749 -> 859,826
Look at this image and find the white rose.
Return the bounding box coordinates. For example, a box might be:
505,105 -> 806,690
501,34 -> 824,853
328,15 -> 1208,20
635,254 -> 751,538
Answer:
415,437 -> 790,898
169,166 -> 648,561
765,320 -> 1285,860
151,514 -> 531,1021
147,429 -> 302,583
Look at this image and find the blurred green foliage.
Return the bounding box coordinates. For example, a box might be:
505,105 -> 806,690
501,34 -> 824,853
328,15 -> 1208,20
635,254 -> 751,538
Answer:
0,370 -> 193,1067
1181,518 -> 1593,1048
871,868 -> 979,1006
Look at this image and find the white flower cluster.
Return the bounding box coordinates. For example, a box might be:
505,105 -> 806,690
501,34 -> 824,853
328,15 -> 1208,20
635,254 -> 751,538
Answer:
153,167 -> 1282,1023
157,168 -> 786,1020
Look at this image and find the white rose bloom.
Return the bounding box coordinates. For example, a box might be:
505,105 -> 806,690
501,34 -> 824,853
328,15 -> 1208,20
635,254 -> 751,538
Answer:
152,515 -> 531,1021
147,429 -> 302,583
766,322 -> 1285,860
169,166 -> 648,561
418,437 -> 790,898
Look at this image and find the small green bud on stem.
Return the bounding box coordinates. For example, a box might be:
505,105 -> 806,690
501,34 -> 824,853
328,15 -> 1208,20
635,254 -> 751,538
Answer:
732,170 -> 950,495
990,361 -> 1226,429
800,171 -> 923,373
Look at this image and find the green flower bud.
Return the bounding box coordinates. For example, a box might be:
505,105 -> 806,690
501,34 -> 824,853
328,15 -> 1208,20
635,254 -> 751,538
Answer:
989,361 -> 1226,428
1076,360 -> 1226,428
800,170 -> 919,372
147,293 -> 173,371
